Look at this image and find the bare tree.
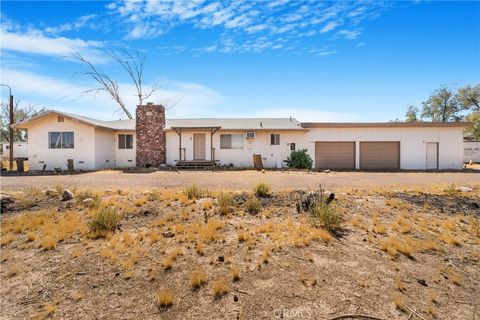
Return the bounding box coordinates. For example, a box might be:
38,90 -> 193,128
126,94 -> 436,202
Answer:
1,99 -> 45,142
73,49 -> 159,119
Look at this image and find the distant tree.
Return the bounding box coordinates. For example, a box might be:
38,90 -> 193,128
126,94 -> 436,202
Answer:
421,86 -> 460,122
73,49 -> 159,119
458,84 -> 480,111
405,105 -> 419,122
465,111 -> 480,141
0,99 -> 46,142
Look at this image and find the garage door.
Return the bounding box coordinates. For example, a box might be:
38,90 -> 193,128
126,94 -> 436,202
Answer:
360,142 -> 400,170
315,142 -> 355,170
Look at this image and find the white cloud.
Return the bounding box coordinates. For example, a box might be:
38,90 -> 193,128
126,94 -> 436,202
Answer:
109,1 -> 388,54
1,68 -> 225,119
336,29 -> 361,40
44,14 -> 98,34
320,21 -> 341,33
0,23 -> 106,63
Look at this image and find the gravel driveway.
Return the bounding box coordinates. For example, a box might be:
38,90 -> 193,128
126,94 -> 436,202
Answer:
1,170 -> 478,192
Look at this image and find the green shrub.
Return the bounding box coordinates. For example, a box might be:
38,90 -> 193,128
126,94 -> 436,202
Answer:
245,197 -> 261,215
253,182 -> 271,197
286,149 -> 313,169
89,208 -> 122,234
184,184 -> 208,199
312,202 -> 342,231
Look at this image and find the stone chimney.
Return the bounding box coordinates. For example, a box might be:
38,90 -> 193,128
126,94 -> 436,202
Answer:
136,103 -> 166,167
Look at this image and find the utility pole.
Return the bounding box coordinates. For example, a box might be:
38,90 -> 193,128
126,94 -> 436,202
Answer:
1,84 -> 13,171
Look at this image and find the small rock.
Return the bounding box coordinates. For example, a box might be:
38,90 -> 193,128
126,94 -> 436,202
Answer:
82,198 -> 95,207
44,189 -> 58,197
324,169 -> 331,173
62,189 -> 73,201
142,190 -> 153,196
162,231 -> 175,238
261,169 -> 265,174
218,256 -> 225,262
417,279 -> 428,286
233,295 -> 239,302
455,186 -> 473,192
1,194 -> 15,213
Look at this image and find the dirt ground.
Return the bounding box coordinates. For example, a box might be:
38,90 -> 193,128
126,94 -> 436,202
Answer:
1,170 -> 479,192
0,182 -> 479,320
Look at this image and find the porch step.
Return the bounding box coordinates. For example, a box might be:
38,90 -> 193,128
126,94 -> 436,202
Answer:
175,161 -> 216,170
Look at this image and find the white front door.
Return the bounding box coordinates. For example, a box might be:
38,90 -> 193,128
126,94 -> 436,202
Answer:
426,142 -> 438,170
193,133 -> 206,160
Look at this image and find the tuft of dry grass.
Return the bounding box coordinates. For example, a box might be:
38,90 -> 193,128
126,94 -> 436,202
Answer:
157,290 -> 174,308
191,270 -> 208,289
39,234 -> 57,250
245,197 -> 261,215
253,181 -> 271,197
89,208 -> 122,236
26,232 -> 36,242
212,278 -> 229,298
230,265 -> 240,281
393,294 -> 408,313
196,243 -> 205,255
237,230 -> 250,242
184,184 -> 208,200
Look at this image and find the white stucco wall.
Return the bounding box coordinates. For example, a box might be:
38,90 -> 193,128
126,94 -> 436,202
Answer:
166,130 -> 308,168
24,114 -> 96,170
114,131 -> 136,168
305,127 -> 464,170
95,128 -> 115,169
2,143 -> 28,158
464,141 -> 480,163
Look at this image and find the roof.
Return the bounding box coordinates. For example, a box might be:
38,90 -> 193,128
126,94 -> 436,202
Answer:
11,110 -> 304,131
166,118 -> 303,130
301,122 -> 470,128
12,110 -> 469,131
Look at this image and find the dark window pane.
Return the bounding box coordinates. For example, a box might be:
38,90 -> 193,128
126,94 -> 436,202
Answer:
220,134 -> 231,149
118,134 -> 126,149
126,135 -> 133,149
62,132 -> 74,148
271,134 -> 280,145
49,132 -> 61,148
290,143 -> 295,151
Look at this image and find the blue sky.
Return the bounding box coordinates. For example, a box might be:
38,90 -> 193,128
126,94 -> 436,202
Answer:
1,0 -> 479,121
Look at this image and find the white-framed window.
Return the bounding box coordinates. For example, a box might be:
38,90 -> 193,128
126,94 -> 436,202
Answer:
49,132 -> 74,149
220,134 -> 243,149
118,134 -> 133,149
270,134 -> 280,145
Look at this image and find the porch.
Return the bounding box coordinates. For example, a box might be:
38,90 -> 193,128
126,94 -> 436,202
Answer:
172,126 -> 221,168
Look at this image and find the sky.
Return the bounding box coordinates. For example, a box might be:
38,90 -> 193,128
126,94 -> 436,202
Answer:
0,0 -> 479,122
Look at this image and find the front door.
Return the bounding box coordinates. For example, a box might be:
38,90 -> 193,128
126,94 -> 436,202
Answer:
193,133 -> 206,160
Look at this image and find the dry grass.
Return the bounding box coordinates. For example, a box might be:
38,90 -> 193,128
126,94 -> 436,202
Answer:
253,181 -> 271,197
89,208 -> 122,236
212,278 -> 229,298
157,290 -> 174,308
183,184 -> 208,200
230,265 -> 240,281
191,270 -> 208,288
245,197 -> 261,215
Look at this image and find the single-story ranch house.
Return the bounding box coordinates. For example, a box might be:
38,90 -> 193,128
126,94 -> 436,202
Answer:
12,103 -> 467,171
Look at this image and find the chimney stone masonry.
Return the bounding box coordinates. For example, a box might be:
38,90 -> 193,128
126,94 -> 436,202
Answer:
136,104 -> 166,167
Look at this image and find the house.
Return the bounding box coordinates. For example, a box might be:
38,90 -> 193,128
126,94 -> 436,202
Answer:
1,142 -> 28,159
464,141 -> 480,163
11,103 -> 467,171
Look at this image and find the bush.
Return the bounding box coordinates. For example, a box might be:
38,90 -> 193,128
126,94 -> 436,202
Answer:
286,149 -> 313,169
245,197 -> 260,215
183,184 -> 208,199
89,208 -> 122,234
217,192 -> 235,215
312,202 -> 342,231
253,182 -> 271,197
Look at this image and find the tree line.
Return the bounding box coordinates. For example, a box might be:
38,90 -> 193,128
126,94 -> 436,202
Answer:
402,84 -> 480,140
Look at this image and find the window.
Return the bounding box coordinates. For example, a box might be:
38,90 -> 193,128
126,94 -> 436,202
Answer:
271,134 -> 280,145
118,134 -> 133,149
58,116 -> 64,122
290,143 -> 296,151
49,132 -> 74,149
220,134 -> 243,149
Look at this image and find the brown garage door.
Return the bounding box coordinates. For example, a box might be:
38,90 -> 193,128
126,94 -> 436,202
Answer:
315,142 -> 355,170
360,141 -> 400,170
